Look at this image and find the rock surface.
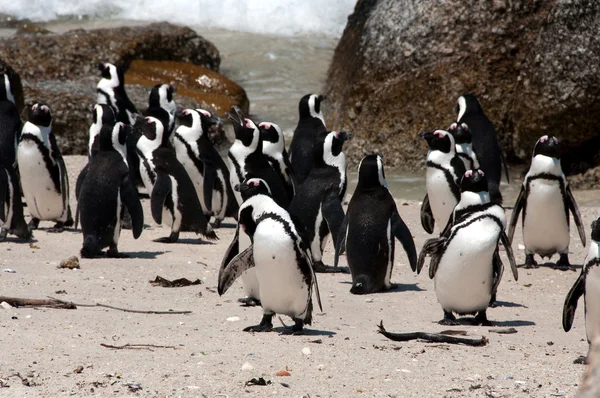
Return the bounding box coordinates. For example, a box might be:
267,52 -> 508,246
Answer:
325,0 -> 600,173
0,23 -> 243,154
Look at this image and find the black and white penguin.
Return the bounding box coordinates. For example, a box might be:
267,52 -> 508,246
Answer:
218,178 -> 322,333
419,130 -> 465,234
137,116 -> 217,243
79,122 -> 144,258
563,217 -> 600,351
0,73 -> 21,169
17,104 -> 73,231
96,63 -> 138,125
507,135 -> 586,269
334,154 -> 417,294
455,94 -> 509,204
146,83 -> 177,137
173,108 -> 237,227
417,169 -> 518,325
448,122 -> 479,171
289,94 -> 327,186
258,121 -> 295,200
288,130 -> 351,273
226,106 -> 289,208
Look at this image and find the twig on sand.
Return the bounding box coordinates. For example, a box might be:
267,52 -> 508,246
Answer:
0,296 -> 76,309
47,297 -> 192,314
377,321 -> 488,347
100,343 -> 180,351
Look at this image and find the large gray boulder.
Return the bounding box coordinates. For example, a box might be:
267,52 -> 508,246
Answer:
325,0 -> 600,173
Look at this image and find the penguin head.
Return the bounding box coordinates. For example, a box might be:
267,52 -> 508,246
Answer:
226,106 -> 261,150
455,94 -> 482,121
357,153 -> 387,190
591,217 -> 600,242
533,135 -> 561,159
28,103 -> 52,127
97,62 -> 124,89
92,104 -> 116,127
144,107 -> 171,146
258,121 -> 284,146
138,116 -> 164,152
419,130 -> 455,153
176,108 -> 200,130
0,73 -> 15,104
299,94 -> 326,125
235,177 -> 272,201
448,122 -> 472,144
149,83 -> 177,115
197,108 -> 222,137
460,169 -> 488,193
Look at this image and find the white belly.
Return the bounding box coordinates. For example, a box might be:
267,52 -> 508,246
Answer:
17,143 -> 64,220
435,217 -> 499,314
523,180 -> 569,256
585,264 -> 600,342
239,230 -> 259,299
254,220 -> 309,318
426,167 -> 456,231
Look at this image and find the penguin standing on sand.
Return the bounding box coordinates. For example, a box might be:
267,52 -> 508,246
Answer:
289,94 -> 327,186
455,94 -> 509,204
335,154 -> 417,294
289,130 -> 351,273
79,122 -> 143,258
258,121 -> 295,200
96,63 -> 138,125
419,130 -> 465,234
17,104 -> 73,231
218,178 -> 322,334
417,169 -> 518,325
137,116 -> 217,243
173,108 -> 237,227
226,106 -> 289,208
563,217 -> 600,355
507,135 -> 585,269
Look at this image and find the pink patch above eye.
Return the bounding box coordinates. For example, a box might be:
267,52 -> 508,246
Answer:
261,122 -> 272,129
334,131 -> 339,138
461,123 -> 468,130
465,170 -> 473,178
434,131 -> 444,137
199,109 -> 211,117
479,170 -> 485,176
449,123 -> 457,130
182,109 -> 189,115
540,135 -> 548,142
245,119 -> 253,128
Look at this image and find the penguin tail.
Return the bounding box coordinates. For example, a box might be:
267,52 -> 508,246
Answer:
80,235 -> 99,258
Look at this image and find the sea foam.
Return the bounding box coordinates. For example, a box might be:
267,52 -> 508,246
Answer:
2,0 -> 357,37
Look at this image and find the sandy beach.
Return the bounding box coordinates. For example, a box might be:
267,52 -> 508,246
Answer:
0,155 -> 597,397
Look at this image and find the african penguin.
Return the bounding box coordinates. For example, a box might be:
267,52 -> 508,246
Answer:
17,104 -> 73,231
96,62 -> 138,125
417,169 -> 518,325
173,108 -> 237,227
507,135 -> 586,270
455,94 -> 509,204
137,116 -> 217,243
258,121 -> 296,200
335,154 -> 417,294
79,122 -> 143,258
226,106 -> 289,208
288,130 -> 351,273
563,217 -> 600,352
289,94 -> 327,186
419,130 -> 465,235
218,178 -> 322,334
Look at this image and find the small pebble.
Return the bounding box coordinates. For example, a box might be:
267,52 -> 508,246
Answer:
318,364 -> 325,371
0,301 -> 13,309
365,298 -> 373,303
241,362 -> 254,370
227,316 -> 240,322
518,244 -> 525,250
58,256 -> 80,269
2,268 -> 16,273
301,347 -> 311,356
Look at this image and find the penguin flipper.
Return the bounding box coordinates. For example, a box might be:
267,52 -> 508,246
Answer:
202,157 -> 217,213
420,194 -> 435,234
75,162 -> 89,200
150,171 -> 172,225
417,237 -> 446,277
218,245 -> 254,296
0,168 -> 8,222
566,185 -> 586,246
491,251 -> 505,299
391,209 -> 417,272
333,215 -> 348,267
220,227 -> 240,277
507,186 -> 525,245
562,271 -> 585,332
500,230 -> 518,281
322,189 -> 345,254
121,176 -> 144,239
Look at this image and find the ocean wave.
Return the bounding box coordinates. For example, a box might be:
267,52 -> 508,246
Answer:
1,0 -> 357,37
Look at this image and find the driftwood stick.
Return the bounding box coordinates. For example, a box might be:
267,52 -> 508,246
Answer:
47,297 -> 192,314
0,296 -> 76,309
377,321 -> 488,347
100,343 -> 179,351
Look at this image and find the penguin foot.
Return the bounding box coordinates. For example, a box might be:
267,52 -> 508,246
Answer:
488,293 -> 498,308
280,319 -> 305,335
237,297 -> 261,307
573,355 -> 588,365
438,311 -> 459,326
555,254 -> 573,271
47,222 -> 66,233
154,236 -> 178,243
28,218 -> 40,230
106,247 -> 128,258
0,228 -> 7,242
243,314 -> 273,333
211,219 -> 223,228
474,311 -> 492,326
522,254 -> 538,269
313,261 -> 348,273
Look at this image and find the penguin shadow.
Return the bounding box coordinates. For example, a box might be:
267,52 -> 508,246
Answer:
272,326 -> 336,337
117,251 -> 164,259
518,261 -> 582,271
490,300 -> 527,309
337,282 -> 425,293
213,222 -> 237,229
153,238 -> 216,245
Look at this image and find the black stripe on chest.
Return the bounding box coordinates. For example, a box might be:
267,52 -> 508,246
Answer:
136,148 -> 156,185
427,160 -> 461,201
524,173 -> 568,222
228,152 -> 244,183
20,133 -> 61,193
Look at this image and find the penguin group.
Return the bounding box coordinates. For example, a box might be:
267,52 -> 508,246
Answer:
1,63 -> 597,357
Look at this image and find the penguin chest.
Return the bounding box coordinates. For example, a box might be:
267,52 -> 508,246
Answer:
17,142 -> 63,219
138,155 -> 156,194
434,217 -> 499,314
523,179 -> 569,255
585,260 -> 600,342
254,220 -> 309,318
426,167 -> 456,230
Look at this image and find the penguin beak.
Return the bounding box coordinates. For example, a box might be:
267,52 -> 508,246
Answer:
338,131 -> 352,141
97,63 -> 106,73
226,106 -> 246,126
318,95 -> 327,102
419,131 -> 434,139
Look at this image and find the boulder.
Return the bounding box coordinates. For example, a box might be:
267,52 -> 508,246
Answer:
325,0 -> 600,173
